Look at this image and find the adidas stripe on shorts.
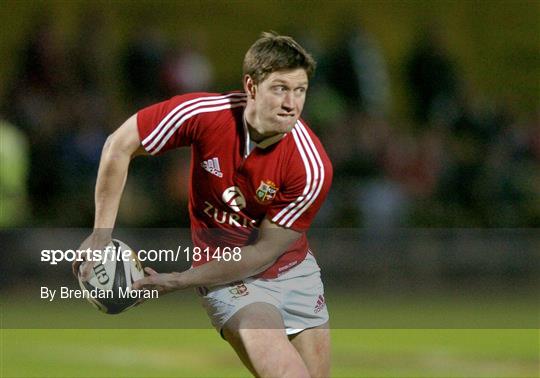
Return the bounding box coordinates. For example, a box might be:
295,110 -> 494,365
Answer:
197,251 -> 329,336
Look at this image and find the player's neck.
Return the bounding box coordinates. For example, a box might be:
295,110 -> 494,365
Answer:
244,109 -> 282,143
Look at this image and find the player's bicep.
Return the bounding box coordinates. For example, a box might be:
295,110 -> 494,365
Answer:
106,114 -> 149,158
254,217 -> 301,260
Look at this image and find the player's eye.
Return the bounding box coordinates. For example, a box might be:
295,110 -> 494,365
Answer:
272,85 -> 287,93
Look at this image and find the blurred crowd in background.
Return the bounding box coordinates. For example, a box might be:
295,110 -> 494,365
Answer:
1,9 -> 538,228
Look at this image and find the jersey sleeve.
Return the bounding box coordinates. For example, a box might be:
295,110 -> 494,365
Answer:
137,93 -> 207,155
267,126 -> 333,232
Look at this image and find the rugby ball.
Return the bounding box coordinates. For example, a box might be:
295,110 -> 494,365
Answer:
78,239 -> 144,314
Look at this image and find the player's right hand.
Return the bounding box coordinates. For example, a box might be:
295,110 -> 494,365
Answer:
72,231 -> 111,281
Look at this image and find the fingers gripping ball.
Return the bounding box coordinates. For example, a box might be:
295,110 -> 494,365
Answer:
77,239 -> 144,314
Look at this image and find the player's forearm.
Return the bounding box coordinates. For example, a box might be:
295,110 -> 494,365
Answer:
172,220 -> 300,289
176,244 -> 276,288
90,115 -> 146,234
93,136 -> 132,231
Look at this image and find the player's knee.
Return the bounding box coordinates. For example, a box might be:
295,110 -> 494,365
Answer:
307,362 -> 330,378
304,346 -> 330,378
290,326 -> 331,378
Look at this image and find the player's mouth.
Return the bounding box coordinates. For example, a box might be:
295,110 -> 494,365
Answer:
277,113 -> 295,119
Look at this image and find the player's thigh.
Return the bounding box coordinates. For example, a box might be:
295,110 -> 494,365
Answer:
289,322 -> 331,378
223,302 -> 310,378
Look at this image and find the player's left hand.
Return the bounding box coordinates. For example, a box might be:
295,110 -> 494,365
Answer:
132,267 -> 182,300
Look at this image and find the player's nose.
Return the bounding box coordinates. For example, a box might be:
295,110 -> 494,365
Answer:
282,92 -> 294,111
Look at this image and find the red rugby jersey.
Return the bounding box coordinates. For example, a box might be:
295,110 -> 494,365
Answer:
137,92 -> 332,278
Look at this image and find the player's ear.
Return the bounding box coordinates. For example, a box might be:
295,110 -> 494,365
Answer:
243,75 -> 256,99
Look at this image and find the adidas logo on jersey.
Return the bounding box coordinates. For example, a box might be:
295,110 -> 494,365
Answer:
201,157 -> 223,178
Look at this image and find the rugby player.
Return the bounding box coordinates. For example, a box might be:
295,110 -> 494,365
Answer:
73,32 -> 332,377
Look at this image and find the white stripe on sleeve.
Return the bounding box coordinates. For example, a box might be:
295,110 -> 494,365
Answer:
149,101 -> 245,155
272,121 -> 324,228
284,122 -> 325,227
272,127 -> 313,224
142,93 -> 246,153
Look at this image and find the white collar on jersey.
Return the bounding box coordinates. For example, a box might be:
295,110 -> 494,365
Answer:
242,114 -> 286,158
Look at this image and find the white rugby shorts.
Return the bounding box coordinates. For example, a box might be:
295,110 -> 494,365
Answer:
196,251 -> 329,336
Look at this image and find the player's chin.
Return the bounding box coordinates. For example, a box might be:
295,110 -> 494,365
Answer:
275,116 -> 297,133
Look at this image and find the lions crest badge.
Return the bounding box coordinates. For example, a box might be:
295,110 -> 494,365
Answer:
228,281 -> 249,299
255,179 -> 279,203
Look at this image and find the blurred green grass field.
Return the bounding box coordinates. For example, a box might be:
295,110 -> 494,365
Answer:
1,291 -> 538,377
2,329 -> 538,377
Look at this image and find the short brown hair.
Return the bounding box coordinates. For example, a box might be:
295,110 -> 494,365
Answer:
243,31 -> 316,84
